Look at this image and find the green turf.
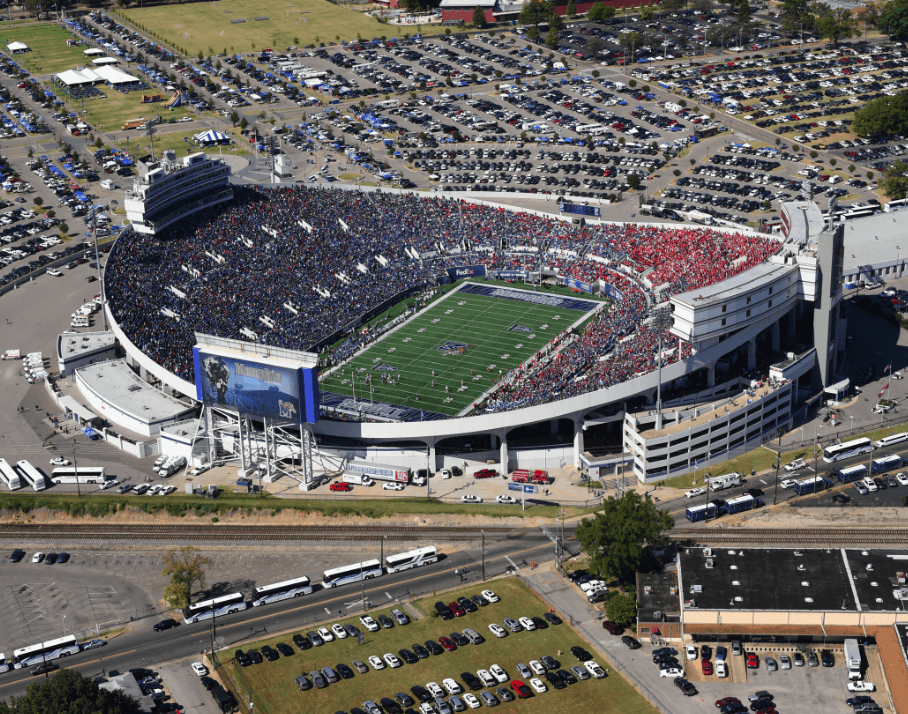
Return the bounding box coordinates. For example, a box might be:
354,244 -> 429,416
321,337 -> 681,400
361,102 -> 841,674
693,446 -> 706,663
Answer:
319,284 -> 599,416
219,578 -> 658,714
0,24 -> 89,75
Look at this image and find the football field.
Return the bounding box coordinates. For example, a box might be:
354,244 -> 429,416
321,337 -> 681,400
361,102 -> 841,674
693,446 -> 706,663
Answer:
319,284 -> 601,419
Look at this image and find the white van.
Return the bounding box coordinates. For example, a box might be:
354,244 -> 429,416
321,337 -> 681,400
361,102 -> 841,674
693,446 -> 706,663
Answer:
100,179 -> 115,190
71,316 -> 90,328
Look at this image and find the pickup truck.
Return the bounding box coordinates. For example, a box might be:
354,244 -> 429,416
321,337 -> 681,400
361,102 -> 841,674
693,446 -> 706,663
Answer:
784,458 -> 806,472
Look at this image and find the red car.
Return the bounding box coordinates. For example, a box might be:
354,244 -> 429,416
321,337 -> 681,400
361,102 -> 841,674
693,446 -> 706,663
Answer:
448,602 -> 465,617
715,698 -> 741,708
510,680 -> 533,699
473,469 -> 498,479
329,482 -> 352,492
438,636 -> 456,652
746,653 -> 759,669
602,620 -> 621,635
701,659 -> 713,676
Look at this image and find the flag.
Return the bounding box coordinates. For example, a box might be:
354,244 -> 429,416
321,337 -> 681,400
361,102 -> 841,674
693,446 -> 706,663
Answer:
885,363 -> 892,373
878,383 -> 889,397
339,218 -> 349,232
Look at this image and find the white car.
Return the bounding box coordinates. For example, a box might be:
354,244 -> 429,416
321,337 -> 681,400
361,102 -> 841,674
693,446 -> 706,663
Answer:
660,667 -> 684,678
100,479 -> 119,490
528,678 -> 547,693
684,487 -> 705,498
382,482 -> 404,491
159,485 -> 177,496
897,472 -> 908,486
146,485 -> 163,496
367,655 -> 385,670
32,552 -> 45,563
780,479 -> 796,489
439,469 -> 452,479
495,495 -> 517,504
426,682 -> 444,699
461,494 -> 483,503
46,268 -> 62,276
489,664 -> 508,683
716,660 -> 728,678
518,617 -> 536,631
528,660 -> 546,675
476,669 -> 496,688
488,623 -> 507,638
847,681 -> 875,692
332,623 -> 348,639
442,678 -> 462,695
686,645 -> 698,660
317,626 -> 334,642
360,616 -> 379,632
49,457 -> 70,466
481,589 -> 499,603
383,653 -> 401,668
463,693 -> 481,709
191,662 -> 208,677
179,116 -> 193,122
584,660 -> 606,679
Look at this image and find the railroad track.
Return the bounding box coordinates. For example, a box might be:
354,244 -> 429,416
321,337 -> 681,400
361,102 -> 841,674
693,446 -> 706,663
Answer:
672,528 -> 908,547
0,523 -> 518,542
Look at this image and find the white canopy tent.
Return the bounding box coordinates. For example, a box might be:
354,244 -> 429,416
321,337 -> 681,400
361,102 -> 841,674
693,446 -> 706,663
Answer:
6,41 -> 28,54
55,65 -> 140,88
92,57 -> 119,66
83,48 -> 105,57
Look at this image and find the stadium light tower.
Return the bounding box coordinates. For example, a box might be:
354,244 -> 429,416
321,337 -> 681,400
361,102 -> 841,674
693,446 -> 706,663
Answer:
651,306 -> 673,431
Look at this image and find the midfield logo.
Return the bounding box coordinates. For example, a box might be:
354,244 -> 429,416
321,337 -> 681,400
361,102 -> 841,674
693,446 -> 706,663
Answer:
372,363 -> 398,371
508,325 -> 534,333
437,340 -> 474,356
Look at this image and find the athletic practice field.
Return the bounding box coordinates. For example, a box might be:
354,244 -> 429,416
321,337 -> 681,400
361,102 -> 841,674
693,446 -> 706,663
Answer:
319,284 -> 601,420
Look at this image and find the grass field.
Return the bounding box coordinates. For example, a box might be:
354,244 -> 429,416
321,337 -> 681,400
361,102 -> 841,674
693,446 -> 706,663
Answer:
219,578 -> 657,714
320,284 -> 600,417
0,24 -> 88,74
120,0 -> 387,58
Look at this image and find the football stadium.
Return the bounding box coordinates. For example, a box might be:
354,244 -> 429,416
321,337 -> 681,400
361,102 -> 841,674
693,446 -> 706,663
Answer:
104,179 -> 845,483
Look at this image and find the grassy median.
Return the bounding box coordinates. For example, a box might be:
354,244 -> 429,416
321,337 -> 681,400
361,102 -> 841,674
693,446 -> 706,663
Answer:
219,578 -> 657,714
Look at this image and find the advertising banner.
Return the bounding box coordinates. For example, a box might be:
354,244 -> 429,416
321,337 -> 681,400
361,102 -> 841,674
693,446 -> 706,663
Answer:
447,264 -> 488,280
559,202 -> 601,217
564,276 -> 593,293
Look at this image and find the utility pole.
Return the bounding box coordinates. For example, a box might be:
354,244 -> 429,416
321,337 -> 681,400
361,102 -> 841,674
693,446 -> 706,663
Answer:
772,428 -> 784,506
360,560 -> 366,612
210,605 -> 217,659
559,509 -> 566,566
481,530 -> 485,581
72,440 -> 81,498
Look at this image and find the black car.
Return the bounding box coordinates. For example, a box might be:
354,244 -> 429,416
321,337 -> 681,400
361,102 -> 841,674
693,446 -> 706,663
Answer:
9,549 -> 25,563
821,649 -> 834,667
543,671 -> 566,690
425,639 -> 444,656
674,678 -> 697,696
411,685 -> 432,703
435,602 -> 453,620
335,663 -> 354,680
652,648 -> 677,658
749,701 -> 774,712
540,655 -> 559,669
457,597 -> 477,613
381,698 -> 403,714
153,619 -> 179,632
847,697 -> 875,707
378,614 -> 394,629
746,488 -> 764,498
461,672 -> 483,691
412,643 -> 430,659
30,662 -> 58,676
200,676 -> 216,691
275,642 -> 293,657
721,705 -> 747,714
56,552 -> 70,563
543,612 -> 562,625
261,645 -> 279,661
700,645 -> 712,660
44,552 -> 58,565
344,624 -> 362,638
471,594 -> 489,607
832,493 -> 852,504
398,648 -> 418,664
531,616 -> 549,630
395,692 -> 415,707
247,649 -> 263,664
556,669 -> 577,685
622,636 -> 641,649
570,646 -> 592,662
293,633 -> 313,650
235,650 -> 251,667
654,655 -> 679,667
450,632 -> 469,647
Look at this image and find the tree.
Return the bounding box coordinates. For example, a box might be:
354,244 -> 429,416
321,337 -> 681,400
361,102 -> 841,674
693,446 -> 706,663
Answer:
229,110 -> 239,127
884,160 -> 908,200
778,0 -> 815,36
33,197 -> 43,207
605,593 -> 638,627
566,0 -> 576,17
528,25 -> 541,41
518,0 -> 554,31
472,4 -> 486,27
161,546 -> 213,609
575,491 -> 673,583
546,27 -> 560,49
815,7 -> 855,46
640,5 -> 655,22
879,0 -> 908,39
853,91 -> 908,139
627,173 -> 642,189
550,11 -> 564,30
587,2 -> 606,21
737,0 -> 751,26
0,668 -> 141,714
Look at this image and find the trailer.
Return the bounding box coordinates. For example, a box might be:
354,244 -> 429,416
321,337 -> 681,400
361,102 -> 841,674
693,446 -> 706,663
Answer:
871,454 -> 904,474
844,639 -> 861,680
341,471 -> 373,486
793,476 -> 831,495
837,464 -> 868,484
345,461 -> 410,483
724,494 -> 763,514
707,472 -> 741,490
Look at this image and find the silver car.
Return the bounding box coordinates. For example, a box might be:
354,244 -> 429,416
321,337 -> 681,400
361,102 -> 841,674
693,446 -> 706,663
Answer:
766,657 -> 778,672
479,691 -> 499,707
517,663 -> 532,679
502,618 -> 522,633
779,654 -> 791,670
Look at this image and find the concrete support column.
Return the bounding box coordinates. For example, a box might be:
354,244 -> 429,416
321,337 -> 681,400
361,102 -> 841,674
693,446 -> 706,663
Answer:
771,320 -> 781,353
573,417 -> 584,469
788,308 -> 796,340
425,438 -> 437,474
550,420 -> 559,435
707,363 -> 716,388
499,430 -> 509,474
747,337 -> 757,371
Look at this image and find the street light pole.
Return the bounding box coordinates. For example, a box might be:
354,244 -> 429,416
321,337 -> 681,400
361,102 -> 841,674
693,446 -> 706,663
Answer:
72,440 -> 80,498
481,530 -> 485,581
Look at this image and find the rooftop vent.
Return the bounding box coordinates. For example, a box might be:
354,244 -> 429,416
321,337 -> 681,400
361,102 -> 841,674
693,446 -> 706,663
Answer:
801,581 -> 809,586
871,582 -> 878,587
734,596 -> 743,602
738,551 -> 744,556
706,558 -> 715,569
866,564 -> 874,571
805,597 -> 814,603
730,564 -> 738,570
794,550 -> 803,557
798,564 -> 806,571
703,548 -> 713,557
732,580 -> 740,586
727,550 -> 736,555
862,550 -> 869,556
690,584 -> 703,593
